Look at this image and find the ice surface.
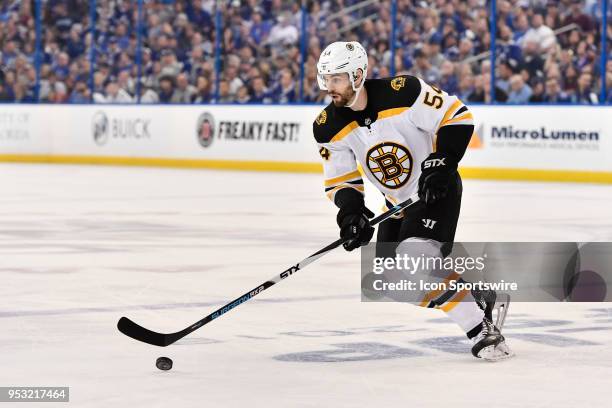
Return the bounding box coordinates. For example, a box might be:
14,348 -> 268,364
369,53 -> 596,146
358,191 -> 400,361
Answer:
1,163 -> 611,407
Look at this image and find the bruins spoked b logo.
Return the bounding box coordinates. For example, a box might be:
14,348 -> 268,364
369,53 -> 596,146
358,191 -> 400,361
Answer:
366,142 -> 413,189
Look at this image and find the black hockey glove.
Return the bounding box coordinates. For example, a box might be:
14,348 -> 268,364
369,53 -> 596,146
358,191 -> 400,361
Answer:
418,152 -> 458,205
337,205 -> 375,252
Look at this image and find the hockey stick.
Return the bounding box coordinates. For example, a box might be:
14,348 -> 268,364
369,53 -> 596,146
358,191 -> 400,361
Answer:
117,194 -> 420,347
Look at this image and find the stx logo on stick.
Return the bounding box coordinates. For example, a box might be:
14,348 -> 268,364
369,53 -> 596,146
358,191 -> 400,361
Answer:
280,264 -> 300,279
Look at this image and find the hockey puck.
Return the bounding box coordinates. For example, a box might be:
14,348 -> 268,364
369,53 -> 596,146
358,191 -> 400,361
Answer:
156,356 -> 173,371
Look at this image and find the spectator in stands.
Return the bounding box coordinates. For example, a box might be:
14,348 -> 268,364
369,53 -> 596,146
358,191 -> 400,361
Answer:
250,9 -> 271,45
50,74 -> 69,103
0,0 -> 604,105
528,79 -> 546,103
420,16 -> 438,42
563,65 -> 579,93
467,74 -> 485,103
497,0 -> 516,30
570,72 -> 599,104
52,52 -> 71,81
216,79 -> 233,103
117,70 -> 135,97
0,81 -> 11,101
522,40 -> 545,80
438,60 -> 458,96
235,85 -> 251,104
427,35 -> 445,68
544,1 -> 562,30
172,73 -> 197,103
138,78 -> 160,103
496,58 -> 519,94
411,48 -> 440,85
224,64 -> 244,97
457,72 -> 475,101
158,48 -> 182,80
274,68 -> 297,103
457,38 -> 474,61
468,72 -> 509,103
542,77 -> 570,103
484,71 -> 509,103
157,75 -> 175,103
563,0 -> 595,33
267,12 -> 298,50
302,63 -> 324,103
100,81 -> 133,103
66,24 -> 86,59
522,12 -> 556,52
497,23 -> 522,62
69,80 -> 91,103
193,76 -> 213,104
507,74 -> 533,103
252,76 -> 275,103
513,13 -> 530,44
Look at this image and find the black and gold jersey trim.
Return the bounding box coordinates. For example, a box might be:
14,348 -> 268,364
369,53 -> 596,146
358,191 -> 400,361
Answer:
312,75 -> 422,144
313,104 -> 357,144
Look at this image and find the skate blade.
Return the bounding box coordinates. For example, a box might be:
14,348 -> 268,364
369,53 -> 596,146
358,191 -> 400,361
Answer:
478,343 -> 515,362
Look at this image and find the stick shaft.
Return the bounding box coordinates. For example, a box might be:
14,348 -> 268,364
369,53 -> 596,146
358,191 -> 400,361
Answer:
117,194 -> 420,346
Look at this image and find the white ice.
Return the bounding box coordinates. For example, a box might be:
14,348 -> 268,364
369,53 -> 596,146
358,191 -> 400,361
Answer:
1,163 -> 611,407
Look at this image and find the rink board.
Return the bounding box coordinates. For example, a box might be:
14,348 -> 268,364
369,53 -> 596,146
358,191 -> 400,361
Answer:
0,104 -> 611,183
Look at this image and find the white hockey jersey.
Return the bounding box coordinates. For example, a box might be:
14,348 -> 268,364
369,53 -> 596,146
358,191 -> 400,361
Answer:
313,75 -> 473,212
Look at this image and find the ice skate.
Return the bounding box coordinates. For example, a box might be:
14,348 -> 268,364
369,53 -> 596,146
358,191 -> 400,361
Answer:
472,289 -> 511,330
471,317 -> 515,361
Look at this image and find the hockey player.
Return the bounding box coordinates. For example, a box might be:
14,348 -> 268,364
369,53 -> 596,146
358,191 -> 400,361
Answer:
313,41 -> 513,361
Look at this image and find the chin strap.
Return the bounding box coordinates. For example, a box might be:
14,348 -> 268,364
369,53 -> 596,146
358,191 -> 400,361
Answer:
345,78 -> 364,108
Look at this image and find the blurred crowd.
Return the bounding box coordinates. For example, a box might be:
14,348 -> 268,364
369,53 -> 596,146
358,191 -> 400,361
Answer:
0,0 -> 610,104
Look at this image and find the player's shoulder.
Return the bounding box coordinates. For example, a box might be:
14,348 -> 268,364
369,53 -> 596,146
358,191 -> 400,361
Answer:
366,75 -> 423,109
312,103 -> 355,144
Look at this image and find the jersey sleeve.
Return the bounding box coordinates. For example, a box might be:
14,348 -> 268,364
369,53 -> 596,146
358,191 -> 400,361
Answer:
407,78 -> 474,135
316,139 -> 364,203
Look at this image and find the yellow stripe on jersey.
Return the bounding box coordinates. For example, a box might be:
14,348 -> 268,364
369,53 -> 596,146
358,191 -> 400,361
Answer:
330,121 -> 359,143
418,271 -> 461,307
439,100 -> 463,128
377,107 -> 409,120
439,289 -> 470,312
434,100 -> 463,150
324,169 -> 362,187
440,112 -> 474,127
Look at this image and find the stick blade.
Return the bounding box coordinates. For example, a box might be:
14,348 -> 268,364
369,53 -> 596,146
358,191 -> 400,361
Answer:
117,316 -> 170,347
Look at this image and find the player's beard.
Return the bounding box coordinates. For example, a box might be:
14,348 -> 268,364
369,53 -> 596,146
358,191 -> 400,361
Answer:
330,87 -> 356,107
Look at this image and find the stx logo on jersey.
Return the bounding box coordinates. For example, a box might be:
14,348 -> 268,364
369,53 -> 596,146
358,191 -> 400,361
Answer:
366,142 -> 413,189
423,157 -> 446,168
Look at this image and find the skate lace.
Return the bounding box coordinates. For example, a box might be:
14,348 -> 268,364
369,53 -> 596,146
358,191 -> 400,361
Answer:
482,318 -> 494,335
